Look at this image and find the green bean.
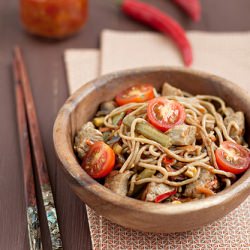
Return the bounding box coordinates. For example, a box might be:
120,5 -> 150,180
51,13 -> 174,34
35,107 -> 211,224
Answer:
131,169 -> 156,196
103,131 -> 111,142
137,168 -> 156,180
112,112 -> 125,126
123,115 -> 172,148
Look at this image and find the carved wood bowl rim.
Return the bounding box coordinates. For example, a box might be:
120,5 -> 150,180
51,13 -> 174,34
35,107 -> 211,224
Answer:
53,67 -> 250,232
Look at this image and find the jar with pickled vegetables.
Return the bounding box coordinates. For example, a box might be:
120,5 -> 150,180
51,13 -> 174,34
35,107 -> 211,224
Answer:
20,0 -> 88,39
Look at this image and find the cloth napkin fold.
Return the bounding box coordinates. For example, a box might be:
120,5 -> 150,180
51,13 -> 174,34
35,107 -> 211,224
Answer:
64,30 -> 250,250
101,30 -> 250,92
64,49 -> 100,93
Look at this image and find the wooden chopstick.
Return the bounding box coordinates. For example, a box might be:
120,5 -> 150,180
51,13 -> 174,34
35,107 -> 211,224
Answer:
13,46 -> 63,250
13,59 -> 43,250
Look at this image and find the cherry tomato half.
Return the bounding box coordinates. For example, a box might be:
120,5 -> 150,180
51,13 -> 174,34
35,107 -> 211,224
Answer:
82,141 -> 115,179
115,84 -> 155,106
147,97 -> 186,132
215,141 -> 250,174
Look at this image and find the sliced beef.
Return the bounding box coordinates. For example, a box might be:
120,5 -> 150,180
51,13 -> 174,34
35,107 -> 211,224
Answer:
104,170 -> 133,196
142,181 -> 175,202
224,111 -> 245,143
74,122 -> 103,160
184,168 -> 219,199
224,111 -> 245,135
162,82 -> 183,96
166,125 -> 196,146
224,107 -> 234,117
205,119 -> 215,132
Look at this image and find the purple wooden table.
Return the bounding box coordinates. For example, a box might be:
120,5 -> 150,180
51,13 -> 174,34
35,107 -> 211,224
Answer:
1,0 -> 250,249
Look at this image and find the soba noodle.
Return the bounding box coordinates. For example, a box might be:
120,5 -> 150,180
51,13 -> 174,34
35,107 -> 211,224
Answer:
75,84 -> 248,203
103,95 -> 238,194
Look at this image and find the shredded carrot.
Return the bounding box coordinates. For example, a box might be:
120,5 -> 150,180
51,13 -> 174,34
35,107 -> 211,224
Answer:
126,109 -> 133,115
99,127 -> 112,132
85,139 -> 94,146
176,145 -> 196,152
163,157 -> 175,172
196,186 -> 215,196
163,157 -> 175,165
165,165 -> 173,172
210,135 -> 217,142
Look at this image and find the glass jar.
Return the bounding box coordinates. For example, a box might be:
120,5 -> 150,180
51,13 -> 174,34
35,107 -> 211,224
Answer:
20,0 -> 88,39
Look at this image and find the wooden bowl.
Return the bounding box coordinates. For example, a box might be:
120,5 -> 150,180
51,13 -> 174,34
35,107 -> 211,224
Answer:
53,67 -> 250,233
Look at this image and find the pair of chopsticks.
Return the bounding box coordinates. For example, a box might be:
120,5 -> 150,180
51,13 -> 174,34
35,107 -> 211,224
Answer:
13,47 -> 63,250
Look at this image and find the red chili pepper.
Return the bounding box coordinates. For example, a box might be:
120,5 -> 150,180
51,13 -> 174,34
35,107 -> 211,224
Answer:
117,119 -> 123,126
120,0 -> 193,66
163,157 -> 175,166
126,109 -> 133,115
163,157 -> 175,172
85,139 -> 94,146
155,189 -> 177,203
172,0 -> 201,22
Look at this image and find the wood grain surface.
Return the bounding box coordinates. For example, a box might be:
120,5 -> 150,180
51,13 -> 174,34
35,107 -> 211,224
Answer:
1,0 -> 250,249
53,67 -> 250,233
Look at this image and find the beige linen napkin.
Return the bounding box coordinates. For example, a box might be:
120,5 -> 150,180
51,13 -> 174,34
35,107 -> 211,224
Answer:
64,49 -> 100,93
64,30 -> 250,250
101,30 -> 250,92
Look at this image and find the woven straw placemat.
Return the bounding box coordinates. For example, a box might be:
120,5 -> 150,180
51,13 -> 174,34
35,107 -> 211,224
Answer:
64,30 -> 250,250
